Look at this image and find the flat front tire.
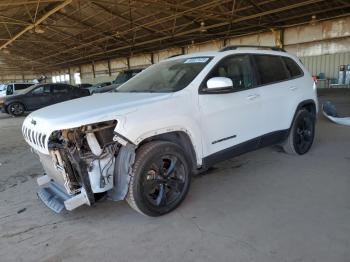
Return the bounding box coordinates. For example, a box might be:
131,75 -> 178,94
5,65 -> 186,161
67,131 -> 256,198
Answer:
126,141 -> 191,217
283,109 -> 315,155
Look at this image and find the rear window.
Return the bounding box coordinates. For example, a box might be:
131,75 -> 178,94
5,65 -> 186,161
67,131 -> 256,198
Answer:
282,57 -> 303,78
254,55 -> 289,85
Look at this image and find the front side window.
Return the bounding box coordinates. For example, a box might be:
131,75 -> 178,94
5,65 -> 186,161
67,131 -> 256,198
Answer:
254,55 -> 289,85
206,54 -> 254,90
282,57 -> 303,78
117,57 -> 212,93
31,85 -> 51,95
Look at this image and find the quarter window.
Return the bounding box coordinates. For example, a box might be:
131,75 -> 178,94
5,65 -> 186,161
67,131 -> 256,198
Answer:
254,55 -> 289,85
207,55 -> 253,90
282,57 -> 303,78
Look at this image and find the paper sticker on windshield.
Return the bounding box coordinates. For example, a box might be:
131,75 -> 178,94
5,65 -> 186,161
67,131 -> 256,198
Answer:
184,57 -> 209,64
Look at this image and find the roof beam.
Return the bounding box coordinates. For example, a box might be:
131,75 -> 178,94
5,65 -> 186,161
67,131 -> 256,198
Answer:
91,1 -> 168,37
0,0 -> 64,7
0,0 -> 72,50
44,0 -> 328,67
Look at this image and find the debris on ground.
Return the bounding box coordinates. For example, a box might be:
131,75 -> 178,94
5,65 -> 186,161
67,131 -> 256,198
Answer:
17,208 -> 26,214
322,101 -> 350,126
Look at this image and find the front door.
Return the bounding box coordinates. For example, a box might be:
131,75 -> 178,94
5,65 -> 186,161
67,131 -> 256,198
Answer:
198,54 -> 264,158
25,85 -> 52,110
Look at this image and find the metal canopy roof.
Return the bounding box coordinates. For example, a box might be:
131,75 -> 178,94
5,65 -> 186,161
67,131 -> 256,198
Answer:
0,0 -> 349,74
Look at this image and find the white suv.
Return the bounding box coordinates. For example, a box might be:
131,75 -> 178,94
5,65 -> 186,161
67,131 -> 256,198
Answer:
22,46 -> 318,216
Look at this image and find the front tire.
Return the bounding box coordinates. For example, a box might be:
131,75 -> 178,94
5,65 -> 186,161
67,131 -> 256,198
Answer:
126,141 -> 191,217
283,109 -> 315,155
7,102 -> 25,117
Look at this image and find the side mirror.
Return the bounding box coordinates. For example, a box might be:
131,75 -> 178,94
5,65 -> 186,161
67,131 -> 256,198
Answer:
206,77 -> 233,92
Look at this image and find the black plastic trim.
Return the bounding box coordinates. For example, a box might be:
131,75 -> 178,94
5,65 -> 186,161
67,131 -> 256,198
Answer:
212,135 -> 237,144
220,45 -> 286,52
203,129 -> 289,168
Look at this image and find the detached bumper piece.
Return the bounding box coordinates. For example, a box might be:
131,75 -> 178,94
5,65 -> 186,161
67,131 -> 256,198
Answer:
322,101 -> 350,127
37,175 -> 91,213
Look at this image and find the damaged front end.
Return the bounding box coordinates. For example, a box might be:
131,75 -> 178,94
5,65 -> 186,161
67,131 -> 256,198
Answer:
23,120 -> 135,213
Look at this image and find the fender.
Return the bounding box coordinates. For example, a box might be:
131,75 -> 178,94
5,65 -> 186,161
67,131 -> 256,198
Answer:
115,126 -> 203,166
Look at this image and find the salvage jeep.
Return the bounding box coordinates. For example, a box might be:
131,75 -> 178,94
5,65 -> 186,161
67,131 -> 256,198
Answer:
22,46 -> 318,216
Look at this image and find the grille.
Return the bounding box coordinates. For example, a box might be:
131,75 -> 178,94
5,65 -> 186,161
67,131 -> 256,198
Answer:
22,125 -> 47,150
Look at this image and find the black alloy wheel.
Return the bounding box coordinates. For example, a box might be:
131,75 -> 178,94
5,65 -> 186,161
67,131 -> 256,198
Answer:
126,141 -> 191,216
8,102 -> 25,117
293,113 -> 315,154
141,155 -> 186,208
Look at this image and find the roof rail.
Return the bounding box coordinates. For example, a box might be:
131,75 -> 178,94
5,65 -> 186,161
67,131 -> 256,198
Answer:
219,45 -> 286,52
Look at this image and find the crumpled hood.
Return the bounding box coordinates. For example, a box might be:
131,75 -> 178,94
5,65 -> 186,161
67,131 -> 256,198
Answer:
26,92 -> 172,131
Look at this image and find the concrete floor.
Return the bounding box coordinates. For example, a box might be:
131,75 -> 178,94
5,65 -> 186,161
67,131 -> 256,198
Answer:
0,90 -> 349,262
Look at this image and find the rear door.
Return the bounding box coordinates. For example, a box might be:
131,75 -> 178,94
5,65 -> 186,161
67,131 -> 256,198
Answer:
198,54 -> 264,158
24,85 -> 52,110
52,84 -> 72,104
252,54 -> 296,137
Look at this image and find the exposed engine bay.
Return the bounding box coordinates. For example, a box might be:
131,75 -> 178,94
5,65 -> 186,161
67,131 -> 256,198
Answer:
35,120 -> 135,213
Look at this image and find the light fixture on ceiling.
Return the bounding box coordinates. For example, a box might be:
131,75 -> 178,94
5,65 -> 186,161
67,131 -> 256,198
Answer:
34,26 -> 45,34
310,15 -> 317,26
200,21 -> 207,33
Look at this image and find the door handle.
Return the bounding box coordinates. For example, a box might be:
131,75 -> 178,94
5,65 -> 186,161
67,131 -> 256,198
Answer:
246,94 -> 260,100
289,86 -> 298,91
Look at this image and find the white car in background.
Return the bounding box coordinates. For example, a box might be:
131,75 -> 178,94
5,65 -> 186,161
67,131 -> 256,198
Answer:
0,82 -> 34,97
22,46 -> 318,216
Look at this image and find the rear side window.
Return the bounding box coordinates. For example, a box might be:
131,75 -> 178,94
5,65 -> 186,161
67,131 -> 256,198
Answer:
282,57 -> 303,78
15,84 -> 31,90
253,55 -> 289,85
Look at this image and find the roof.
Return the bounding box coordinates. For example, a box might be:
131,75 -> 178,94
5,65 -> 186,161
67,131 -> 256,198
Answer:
0,0 -> 348,74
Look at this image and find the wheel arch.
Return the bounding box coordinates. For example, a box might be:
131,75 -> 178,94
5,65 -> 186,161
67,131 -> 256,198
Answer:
289,99 -> 317,129
298,99 -> 317,118
137,131 -> 200,172
5,100 -> 26,113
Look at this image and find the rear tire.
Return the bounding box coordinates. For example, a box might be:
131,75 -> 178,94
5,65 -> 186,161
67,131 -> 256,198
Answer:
7,102 -> 25,117
126,141 -> 191,217
283,109 -> 315,155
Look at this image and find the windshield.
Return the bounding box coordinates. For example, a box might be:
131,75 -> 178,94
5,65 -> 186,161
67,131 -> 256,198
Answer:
0,84 -> 7,92
117,57 -> 212,93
